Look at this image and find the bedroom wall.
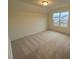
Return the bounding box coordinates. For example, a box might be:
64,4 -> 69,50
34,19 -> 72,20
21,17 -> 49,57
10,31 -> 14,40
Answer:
48,6 -> 70,34
9,11 -> 47,41
8,38 -> 13,59
9,0 -> 47,41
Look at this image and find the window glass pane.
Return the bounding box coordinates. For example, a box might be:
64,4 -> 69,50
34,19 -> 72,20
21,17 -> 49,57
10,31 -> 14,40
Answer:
53,13 -> 60,18
60,12 -> 69,27
60,23 -> 68,27
53,13 -> 60,26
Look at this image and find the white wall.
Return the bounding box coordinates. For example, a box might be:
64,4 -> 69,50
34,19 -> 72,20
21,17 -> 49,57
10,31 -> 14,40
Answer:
48,6 -> 70,34
9,11 -> 47,41
8,38 -> 13,59
8,0 -> 47,41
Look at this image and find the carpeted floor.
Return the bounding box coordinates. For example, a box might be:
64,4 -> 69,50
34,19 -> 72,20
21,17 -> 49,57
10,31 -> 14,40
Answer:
11,31 -> 70,59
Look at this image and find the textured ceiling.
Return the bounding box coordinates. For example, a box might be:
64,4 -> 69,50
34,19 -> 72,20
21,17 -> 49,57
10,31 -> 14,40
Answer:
9,0 -> 70,13
19,0 -> 69,8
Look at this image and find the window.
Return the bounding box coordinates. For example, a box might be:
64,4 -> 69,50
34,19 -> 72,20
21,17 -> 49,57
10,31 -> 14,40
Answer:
52,12 -> 69,27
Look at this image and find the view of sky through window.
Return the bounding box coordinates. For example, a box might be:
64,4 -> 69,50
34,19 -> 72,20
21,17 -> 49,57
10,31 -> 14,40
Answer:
52,12 -> 69,27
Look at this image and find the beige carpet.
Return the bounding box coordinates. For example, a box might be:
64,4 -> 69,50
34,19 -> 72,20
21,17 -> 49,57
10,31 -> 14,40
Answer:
11,31 -> 70,59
